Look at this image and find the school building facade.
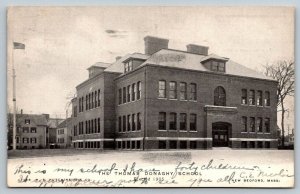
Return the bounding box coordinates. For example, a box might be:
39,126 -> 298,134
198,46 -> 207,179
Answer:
71,36 -> 278,150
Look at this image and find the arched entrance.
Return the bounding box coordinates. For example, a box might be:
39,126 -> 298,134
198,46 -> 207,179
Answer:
212,122 -> 231,147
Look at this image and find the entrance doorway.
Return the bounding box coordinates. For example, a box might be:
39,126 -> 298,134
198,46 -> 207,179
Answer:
212,122 -> 231,147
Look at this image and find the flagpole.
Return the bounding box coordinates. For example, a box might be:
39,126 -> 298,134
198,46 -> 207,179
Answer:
12,47 -> 17,150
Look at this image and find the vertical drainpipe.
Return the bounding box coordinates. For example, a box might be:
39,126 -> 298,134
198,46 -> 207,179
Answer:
143,66 -> 147,151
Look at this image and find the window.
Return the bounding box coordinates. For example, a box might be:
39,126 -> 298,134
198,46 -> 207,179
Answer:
169,113 -> 177,131
127,141 -> 130,149
180,141 -> 187,149
137,81 -> 141,100
132,83 -> 136,101
190,114 -> 197,131
137,113 -> 141,131
241,89 -> 247,105
94,119 -> 97,133
265,91 -> 270,106
23,138 -> 29,143
169,140 -> 177,149
88,120 -> 90,134
127,115 -> 131,131
30,127 -> 37,133
98,89 -> 100,107
214,86 -> 226,106
127,85 -> 131,102
158,141 -> 166,149
23,127 -> 29,133
92,92 -> 95,108
88,93 -> 91,110
16,137 -> 20,143
91,119 -> 94,133
123,116 -> 126,132
249,141 -> 255,148
169,82 -> 177,99
257,141 -> 263,148
265,142 -> 270,148
241,141 -> 247,148
31,137 -> 37,144
137,141 -> 141,149
249,90 -> 255,105
158,80 -> 166,98
123,87 -> 126,103
179,82 -> 187,100
158,112 -> 166,130
257,117 -> 263,132
118,89 -> 122,105
124,62 -> 128,73
79,98 -> 81,112
124,61 -> 133,73
132,114 -> 136,131
190,141 -> 197,149
250,117 -> 255,132
94,91 -> 97,108
118,117 -> 122,132
265,118 -> 270,133
257,91 -> 262,106
86,95 -> 88,110
25,119 -> 30,124
180,113 -> 187,131
132,141 -> 136,149
211,61 -> 225,72
241,117 -> 247,132
190,83 -> 197,101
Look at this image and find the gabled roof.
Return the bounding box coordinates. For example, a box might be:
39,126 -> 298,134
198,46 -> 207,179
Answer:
16,114 -> 49,126
57,118 -> 71,128
104,53 -> 149,73
47,118 -> 64,128
140,49 -> 274,81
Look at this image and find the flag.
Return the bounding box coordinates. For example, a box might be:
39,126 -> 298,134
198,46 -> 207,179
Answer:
13,42 -> 25,49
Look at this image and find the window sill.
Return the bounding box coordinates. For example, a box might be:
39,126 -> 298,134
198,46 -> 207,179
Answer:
189,130 -> 197,132
169,130 -> 177,132
169,98 -> 178,101
249,132 -> 256,133
264,132 -> 271,134
179,130 -> 188,132
257,132 -> 263,134
241,104 -> 248,106
158,130 -> 167,132
249,105 -> 256,107
189,100 -> 197,102
241,132 -> 248,133
158,98 -> 168,100
179,99 -> 188,102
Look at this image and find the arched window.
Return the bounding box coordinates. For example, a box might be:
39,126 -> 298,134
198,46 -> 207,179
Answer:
214,86 -> 226,106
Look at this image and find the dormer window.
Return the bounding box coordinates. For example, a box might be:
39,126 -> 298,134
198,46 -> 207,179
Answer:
25,119 -> 30,124
124,60 -> 133,73
211,61 -> 225,72
123,57 -> 146,73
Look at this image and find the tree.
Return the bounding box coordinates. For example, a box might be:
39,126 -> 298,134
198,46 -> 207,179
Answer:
264,60 -> 294,147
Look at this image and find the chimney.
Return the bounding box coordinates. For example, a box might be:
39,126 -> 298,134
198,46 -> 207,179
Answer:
116,56 -> 122,61
186,44 -> 209,55
144,36 -> 169,55
21,109 -> 23,115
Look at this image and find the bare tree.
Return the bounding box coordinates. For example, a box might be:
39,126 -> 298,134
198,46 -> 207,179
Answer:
264,60 -> 294,147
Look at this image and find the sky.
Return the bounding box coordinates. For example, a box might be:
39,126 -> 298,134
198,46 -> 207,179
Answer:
7,6 -> 294,130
